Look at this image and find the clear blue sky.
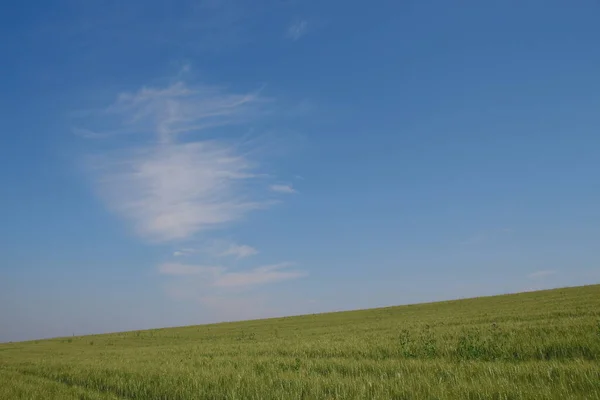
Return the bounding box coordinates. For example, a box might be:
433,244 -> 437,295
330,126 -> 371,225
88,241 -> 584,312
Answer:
1,0 -> 599,342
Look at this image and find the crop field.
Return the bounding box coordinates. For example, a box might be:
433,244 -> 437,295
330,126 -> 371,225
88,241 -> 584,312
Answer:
1,285 -> 599,399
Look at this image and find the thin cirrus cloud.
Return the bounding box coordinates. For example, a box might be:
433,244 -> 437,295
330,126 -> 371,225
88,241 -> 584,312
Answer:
83,79 -> 275,242
215,262 -> 305,287
173,248 -> 198,257
221,243 -> 259,259
80,74 -> 308,302
158,262 -> 305,288
158,263 -> 223,277
173,242 -> 257,259
286,19 -> 309,41
269,184 -> 296,194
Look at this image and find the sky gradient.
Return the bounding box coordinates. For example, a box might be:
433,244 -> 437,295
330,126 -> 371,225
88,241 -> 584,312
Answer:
1,0 -> 599,342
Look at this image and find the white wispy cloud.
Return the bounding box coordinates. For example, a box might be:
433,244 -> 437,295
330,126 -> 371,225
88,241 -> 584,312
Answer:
85,80 -> 274,242
173,241 -> 257,258
92,141 -> 265,241
158,262 -> 305,288
221,243 -> 258,259
215,262 -> 304,287
81,74 -> 304,315
269,184 -> 296,194
286,19 -> 308,41
158,263 -> 223,277
528,270 -> 556,279
105,81 -> 263,143
172,248 -> 198,257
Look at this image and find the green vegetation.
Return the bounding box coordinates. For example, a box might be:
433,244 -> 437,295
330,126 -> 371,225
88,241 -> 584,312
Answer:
1,285 -> 599,399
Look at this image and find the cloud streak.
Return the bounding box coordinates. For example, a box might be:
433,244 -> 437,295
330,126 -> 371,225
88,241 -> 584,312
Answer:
81,74 -> 305,314
269,184 -> 296,194
221,243 -> 259,259
173,248 -> 198,257
215,262 -> 304,287
159,263 -> 222,277
286,19 -> 308,41
85,80 -> 272,242
93,141 -> 264,241
105,81 -> 263,143
158,262 -> 305,288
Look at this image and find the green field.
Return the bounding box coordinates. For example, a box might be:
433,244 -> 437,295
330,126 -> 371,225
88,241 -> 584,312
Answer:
1,285 -> 599,400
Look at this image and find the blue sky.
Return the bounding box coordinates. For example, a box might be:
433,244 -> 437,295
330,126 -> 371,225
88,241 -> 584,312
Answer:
1,0 -> 599,342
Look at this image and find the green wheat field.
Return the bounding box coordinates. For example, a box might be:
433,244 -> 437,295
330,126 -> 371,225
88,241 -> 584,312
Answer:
1,285 -> 599,400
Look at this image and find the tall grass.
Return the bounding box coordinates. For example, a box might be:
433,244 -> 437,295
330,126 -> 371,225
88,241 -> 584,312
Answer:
1,285 -> 599,399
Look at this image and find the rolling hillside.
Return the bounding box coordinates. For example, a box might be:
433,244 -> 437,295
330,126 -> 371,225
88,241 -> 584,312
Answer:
1,285 -> 599,399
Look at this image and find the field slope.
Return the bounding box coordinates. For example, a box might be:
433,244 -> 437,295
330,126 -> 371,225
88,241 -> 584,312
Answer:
1,285 -> 599,399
